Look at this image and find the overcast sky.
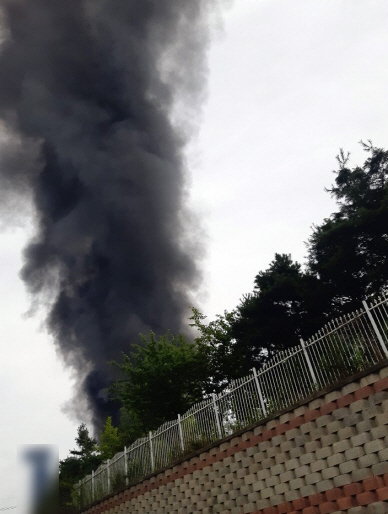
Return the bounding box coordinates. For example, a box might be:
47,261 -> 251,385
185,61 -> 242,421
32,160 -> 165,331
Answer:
1,1 -> 388,509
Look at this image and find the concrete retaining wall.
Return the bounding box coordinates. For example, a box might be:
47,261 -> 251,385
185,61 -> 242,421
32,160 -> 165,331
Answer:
81,365 -> 388,514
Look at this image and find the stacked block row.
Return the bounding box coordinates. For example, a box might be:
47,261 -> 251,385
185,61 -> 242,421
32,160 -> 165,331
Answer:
82,366 -> 388,514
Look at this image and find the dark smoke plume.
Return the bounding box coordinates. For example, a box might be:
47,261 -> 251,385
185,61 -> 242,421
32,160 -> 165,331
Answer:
0,0 -> 216,428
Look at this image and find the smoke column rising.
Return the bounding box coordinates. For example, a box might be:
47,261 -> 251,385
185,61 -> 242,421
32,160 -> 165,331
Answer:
0,0 -> 215,428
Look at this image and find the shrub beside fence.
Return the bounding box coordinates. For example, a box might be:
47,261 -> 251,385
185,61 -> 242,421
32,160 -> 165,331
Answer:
74,294 -> 388,508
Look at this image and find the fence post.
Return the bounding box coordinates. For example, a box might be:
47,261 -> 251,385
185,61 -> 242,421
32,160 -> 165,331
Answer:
212,393 -> 223,439
300,338 -> 319,388
177,414 -> 185,451
78,480 -> 81,508
251,367 -> 267,417
91,470 -> 95,501
107,459 -> 111,493
124,446 -> 129,486
149,432 -> 155,471
362,300 -> 388,358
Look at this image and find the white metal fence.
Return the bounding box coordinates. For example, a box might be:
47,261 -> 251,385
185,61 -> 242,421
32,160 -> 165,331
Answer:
74,294 -> 388,508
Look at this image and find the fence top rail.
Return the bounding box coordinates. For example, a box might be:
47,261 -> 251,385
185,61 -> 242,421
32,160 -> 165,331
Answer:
306,308 -> 367,346
368,294 -> 388,310
152,420 -> 179,438
217,375 -> 255,399
180,398 -> 212,420
256,345 -> 304,376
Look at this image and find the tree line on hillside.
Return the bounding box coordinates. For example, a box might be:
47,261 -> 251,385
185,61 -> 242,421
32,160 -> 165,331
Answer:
59,141 -> 388,510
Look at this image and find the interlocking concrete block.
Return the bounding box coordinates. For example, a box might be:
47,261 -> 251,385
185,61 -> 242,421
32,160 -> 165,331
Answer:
272,463 -> 286,476
262,457 -> 276,469
286,428 -> 302,441
289,447 -> 304,459
242,430 -> 254,441
339,460 -> 359,474
240,485 -> 253,496
295,464 -> 311,477
333,407 -> 351,420
379,367 -> 388,379
351,467 -> 373,482
327,420 -> 345,434
333,439 -> 352,454
266,475 -> 280,487
280,470 -> 295,483
305,472 -> 323,485
253,452 -> 265,464
247,491 -> 261,504
275,452 -> 287,464
257,468 -> 271,481
236,495 -> 248,507
234,451 -> 244,462
348,508 -> 368,514
350,399 -> 369,414
357,419 -> 376,434
325,390 -> 342,403
345,446 -> 365,460
359,453 -> 380,468
300,452 -> 315,465
338,426 -> 357,440
295,405 -> 308,417
333,473 -> 352,487
328,452 -> 346,467
351,432 -> 372,447
322,466 -> 340,480
272,435 -> 287,447
289,477 -> 305,490
309,398 -> 325,410
342,382 -> 360,395
367,501 -> 388,514
306,440 -> 322,452
252,480 -> 266,493
300,484 -> 317,498
301,422 -> 316,434
376,411 -> 388,426
248,463 -> 261,475
363,405 -> 383,420
242,457 -> 254,468
256,499 -> 271,510
344,412 -> 363,427
311,459 -> 327,473
268,446 -> 282,458
285,458 -> 300,471
258,440 -> 272,452
246,447 -> 258,458
371,461 -> 388,475
378,447 -> 388,461
261,487 -> 274,499
321,434 -> 338,446
270,493 -> 285,506
371,425 -> 388,439
275,482 -> 290,495
369,391 -> 388,406
361,374 -> 380,387
316,446 -> 333,460
280,412 -> 294,423
365,439 -> 386,454
244,474 -> 256,486
280,440 -> 294,452
237,468 -> 249,479
316,479 -> 335,493
317,415 -> 334,428
311,428 -> 327,441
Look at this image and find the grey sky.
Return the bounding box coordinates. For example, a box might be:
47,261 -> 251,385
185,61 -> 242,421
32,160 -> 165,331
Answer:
0,1 -> 388,510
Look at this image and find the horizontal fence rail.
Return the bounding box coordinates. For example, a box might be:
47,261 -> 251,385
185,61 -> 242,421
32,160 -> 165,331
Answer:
74,294 -> 388,508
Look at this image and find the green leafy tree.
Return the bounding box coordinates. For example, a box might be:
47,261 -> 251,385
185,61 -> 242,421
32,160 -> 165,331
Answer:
110,331 -> 210,435
99,417 -> 122,460
308,141 -> 388,309
59,424 -> 102,511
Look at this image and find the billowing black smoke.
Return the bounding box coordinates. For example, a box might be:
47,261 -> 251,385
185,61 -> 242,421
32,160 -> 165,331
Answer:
0,0 -> 215,428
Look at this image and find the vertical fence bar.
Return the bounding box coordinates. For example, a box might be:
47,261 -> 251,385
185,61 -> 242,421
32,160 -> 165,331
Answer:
251,367 -> 267,417
300,338 -> 319,388
91,470 -> 95,501
149,432 -> 155,471
124,447 -> 129,486
177,414 -> 185,452
212,393 -> 222,439
362,300 -> 388,357
107,459 -> 111,493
